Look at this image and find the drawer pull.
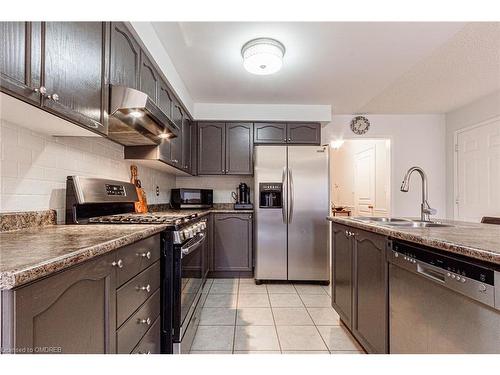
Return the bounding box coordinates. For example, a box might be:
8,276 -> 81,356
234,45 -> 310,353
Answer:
138,350 -> 151,354
137,317 -> 151,325
138,251 -> 152,259
112,259 -> 124,268
137,284 -> 151,293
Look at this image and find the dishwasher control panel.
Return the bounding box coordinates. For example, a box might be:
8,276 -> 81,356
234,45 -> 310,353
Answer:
388,240 -> 498,310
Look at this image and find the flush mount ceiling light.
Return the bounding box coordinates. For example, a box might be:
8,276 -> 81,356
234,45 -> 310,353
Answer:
241,38 -> 286,75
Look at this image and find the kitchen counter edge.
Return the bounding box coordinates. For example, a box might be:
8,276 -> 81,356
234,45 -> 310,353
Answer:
327,216 -> 500,265
0,225 -> 168,290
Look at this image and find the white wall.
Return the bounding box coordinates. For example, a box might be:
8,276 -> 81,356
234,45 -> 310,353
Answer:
194,103 -> 332,123
0,121 -> 176,223
444,90 -> 500,217
176,175 -> 254,204
331,139 -> 390,216
322,114 -> 446,218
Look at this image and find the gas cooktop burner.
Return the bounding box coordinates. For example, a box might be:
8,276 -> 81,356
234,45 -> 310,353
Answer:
88,213 -> 198,225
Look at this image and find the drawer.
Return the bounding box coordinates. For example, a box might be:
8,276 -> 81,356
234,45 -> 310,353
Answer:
116,235 -> 161,287
117,261 -> 160,327
117,288 -> 160,354
131,316 -> 161,354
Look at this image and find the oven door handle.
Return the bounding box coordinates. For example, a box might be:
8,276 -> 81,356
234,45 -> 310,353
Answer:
181,233 -> 206,258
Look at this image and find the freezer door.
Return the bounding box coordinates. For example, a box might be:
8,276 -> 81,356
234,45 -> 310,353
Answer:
287,146 -> 329,281
254,146 -> 288,280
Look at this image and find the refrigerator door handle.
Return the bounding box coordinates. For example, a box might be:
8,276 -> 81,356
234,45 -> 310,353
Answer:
288,168 -> 294,224
282,167 -> 287,223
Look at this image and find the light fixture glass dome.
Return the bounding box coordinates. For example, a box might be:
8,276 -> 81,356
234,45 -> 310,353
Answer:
241,38 -> 285,75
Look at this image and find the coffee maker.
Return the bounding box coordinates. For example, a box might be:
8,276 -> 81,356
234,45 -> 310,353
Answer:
232,182 -> 253,210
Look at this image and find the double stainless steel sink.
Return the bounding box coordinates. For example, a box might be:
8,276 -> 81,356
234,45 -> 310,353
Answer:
351,216 -> 453,228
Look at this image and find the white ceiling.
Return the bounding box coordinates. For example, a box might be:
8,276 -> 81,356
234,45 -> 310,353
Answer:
151,22 -> 500,114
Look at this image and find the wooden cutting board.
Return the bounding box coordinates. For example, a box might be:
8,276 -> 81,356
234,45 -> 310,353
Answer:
130,165 -> 148,213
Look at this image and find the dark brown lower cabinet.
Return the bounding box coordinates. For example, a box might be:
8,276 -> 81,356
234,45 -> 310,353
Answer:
331,223 -> 354,328
212,213 -> 253,273
331,223 -> 388,354
353,228 -> 388,354
3,252 -> 117,354
1,234 -> 162,354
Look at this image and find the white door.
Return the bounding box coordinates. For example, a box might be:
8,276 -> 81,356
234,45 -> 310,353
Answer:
456,118 -> 500,222
354,146 -> 375,216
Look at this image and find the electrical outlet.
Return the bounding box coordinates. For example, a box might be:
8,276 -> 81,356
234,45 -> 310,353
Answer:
156,186 -> 160,197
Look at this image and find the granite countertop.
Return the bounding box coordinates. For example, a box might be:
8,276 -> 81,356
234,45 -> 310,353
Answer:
327,216 -> 500,265
0,224 -> 167,290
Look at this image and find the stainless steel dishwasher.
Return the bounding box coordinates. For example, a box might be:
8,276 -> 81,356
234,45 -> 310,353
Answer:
388,240 -> 500,353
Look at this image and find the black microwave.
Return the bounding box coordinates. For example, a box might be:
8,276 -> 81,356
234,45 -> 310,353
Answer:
170,189 -> 213,209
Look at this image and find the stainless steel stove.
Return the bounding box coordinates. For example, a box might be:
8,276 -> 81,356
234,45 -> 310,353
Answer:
65,176 -> 208,354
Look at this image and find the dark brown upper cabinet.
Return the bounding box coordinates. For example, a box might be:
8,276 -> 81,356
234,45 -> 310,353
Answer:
42,22 -> 108,134
287,123 -> 321,144
254,122 -> 321,145
197,122 -> 225,175
139,50 -> 158,103
158,79 -> 173,120
0,22 -> 42,104
225,122 -> 253,175
109,22 -> 140,89
169,103 -> 183,166
181,117 -> 192,172
213,213 -> 253,273
254,122 -> 287,144
197,122 -> 253,175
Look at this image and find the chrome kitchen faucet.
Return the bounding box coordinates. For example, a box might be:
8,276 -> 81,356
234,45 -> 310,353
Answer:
400,166 -> 437,222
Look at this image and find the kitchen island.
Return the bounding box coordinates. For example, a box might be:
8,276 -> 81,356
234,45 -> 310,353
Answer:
327,216 -> 500,354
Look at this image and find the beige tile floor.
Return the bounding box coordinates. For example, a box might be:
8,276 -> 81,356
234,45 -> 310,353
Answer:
190,278 -> 366,354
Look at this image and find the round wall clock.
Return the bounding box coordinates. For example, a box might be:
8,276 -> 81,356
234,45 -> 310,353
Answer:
350,116 -> 370,135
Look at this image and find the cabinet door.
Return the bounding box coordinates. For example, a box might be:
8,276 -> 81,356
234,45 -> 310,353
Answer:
213,214 -> 253,272
254,122 -> 287,144
158,80 -> 173,119
197,122 -> 225,175
139,51 -> 158,103
0,22 -> 41,104
331,223 -> 353,329
43,22 -> 107,134
12,252 -> 117,354
110,22 -> 140,89
287,123 -> 321,144
182,117 -> 192,172
225,122 -> 253,175
170,103 -> 183,166
353,229 -> 388,353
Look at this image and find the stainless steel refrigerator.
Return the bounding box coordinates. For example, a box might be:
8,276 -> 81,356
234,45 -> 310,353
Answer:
254,145 -> 329,282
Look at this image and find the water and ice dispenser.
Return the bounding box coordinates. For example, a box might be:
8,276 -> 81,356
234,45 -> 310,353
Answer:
259,183 -> 283,208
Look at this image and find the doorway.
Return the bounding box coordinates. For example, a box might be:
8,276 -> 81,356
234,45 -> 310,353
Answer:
330,139 -> 391,217
454,116 -> 500,222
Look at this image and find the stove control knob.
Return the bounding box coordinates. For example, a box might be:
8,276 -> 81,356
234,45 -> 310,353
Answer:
183,229 -> 190,239
195,224 -> 201,233
478,284 -> 487,293
200,222 -> 207,230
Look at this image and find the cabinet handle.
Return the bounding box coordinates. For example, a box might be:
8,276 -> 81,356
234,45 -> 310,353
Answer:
112,259 -> 123,268
288,137 -> 291,141
172,159 -> 178,163
34,86 -> 47,96
137,251 -> 152,259
138,350 -> 151,354
137,317 -> 151,325
137,284 -> 151,293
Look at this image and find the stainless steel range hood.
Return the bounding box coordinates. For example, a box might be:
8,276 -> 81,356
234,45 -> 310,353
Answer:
108,85 -> 179,146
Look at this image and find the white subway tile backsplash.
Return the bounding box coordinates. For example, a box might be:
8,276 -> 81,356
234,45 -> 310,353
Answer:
0,120 -> 176,219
